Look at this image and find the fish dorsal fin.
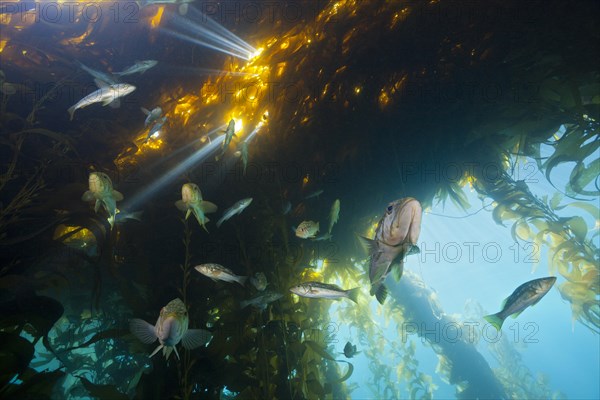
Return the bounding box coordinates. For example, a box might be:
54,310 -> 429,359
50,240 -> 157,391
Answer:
181,329 -> 213,350
500,296 -> 509,310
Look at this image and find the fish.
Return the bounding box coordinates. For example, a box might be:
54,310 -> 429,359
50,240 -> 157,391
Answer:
240,141 -> 249,175
217,119 -> 236,159
484,276 -> 557,331
175,183 -> 218,232
68,82 -> 135,121
361,197 -> 422,304
81,172 -> 124,228
115,210 -> 144,224
129,298 -> 212,360
195,263 -> 247,286
304,189 -> 323,200
250,272 -> 268,291
144,116 -> 167,143
290,282 -> 359,303
240,290 -> 283,310
343,341 -> 360,358
139,0 -> 194,15
295,220 -> 319,239
328,199 -> 340,234
282,200 -> 292,215
216,198 -> 252,228
312,232 -> 333,241
114,60 -> 158,76
141,106 -> 163,127
76,61 -> 119,86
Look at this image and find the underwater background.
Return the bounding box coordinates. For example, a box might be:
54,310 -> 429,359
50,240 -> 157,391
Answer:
0,0 -> 599,399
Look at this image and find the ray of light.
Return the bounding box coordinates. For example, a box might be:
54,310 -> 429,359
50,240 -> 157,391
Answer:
122,134 -> 225,211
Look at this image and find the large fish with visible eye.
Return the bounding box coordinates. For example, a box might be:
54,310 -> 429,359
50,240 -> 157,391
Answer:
68,82 -> 135,121
484,277 -> 557,331
175,183 -> 218,232
129,298 -> 212,360
361,198 -> 422,304
81,172 -> 124,229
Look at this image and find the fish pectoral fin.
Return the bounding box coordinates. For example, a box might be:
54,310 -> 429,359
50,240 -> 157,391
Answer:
94,199 -> 102,213
141,107 -> 150,115
390,261 -> 405,282
358,236 -> 378,255
175,200 -> 187,212
112,190 -> 124,201
81,191 -> 94,202
129,319 -> 157,344
181,329 -> 213,350
200,200 -> 218,214
108,99 -> 121,109
375,285 -> 388,305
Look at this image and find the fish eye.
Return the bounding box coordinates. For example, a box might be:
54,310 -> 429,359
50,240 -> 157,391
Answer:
386,205 -> 393,213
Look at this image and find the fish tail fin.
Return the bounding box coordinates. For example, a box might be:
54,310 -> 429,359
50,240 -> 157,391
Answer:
68,106 -> 76,121
236,276 -> 248,286
484,313 -> 505,331
374,285 -> 387,305
346,287 -> 360,304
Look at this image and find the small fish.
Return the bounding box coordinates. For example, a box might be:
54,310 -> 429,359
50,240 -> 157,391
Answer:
217,119 -> 236,159
216,198 -> 252,228
240,141 -> 249,175
175,183 -> 218,232
129,298 -> 212,360
343,341 -> 360,358
115,210 -> 144,224
195,263 -> 247,286
250,272 -> 268,291
484,277 -> 557,331
304,189 -> 323,200
68,83 -> 135,121
139,0 -> 193,15
114,60 -> 158,76
312,232 -> 333,241
81,172 -> 124,229
282,200 -> 292,215
76,61 -> 119,86
289,281 -> 359,303
144,116 -> 167,143
240,290 -> 283,310
361,198 -> 422,304
141,106 -> 163,127
328,199 -> 340,234
295,220 -> 319,239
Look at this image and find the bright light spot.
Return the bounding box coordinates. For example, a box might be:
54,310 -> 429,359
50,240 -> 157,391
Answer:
249,47 -> 264,61
234,119 -> 243,133
354,86 -> 362,94
151,131 -> 161,139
